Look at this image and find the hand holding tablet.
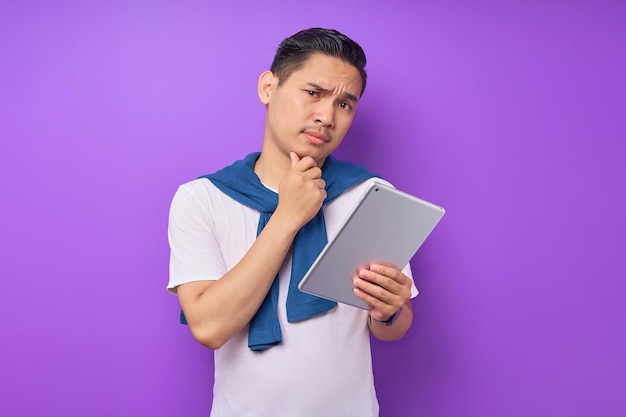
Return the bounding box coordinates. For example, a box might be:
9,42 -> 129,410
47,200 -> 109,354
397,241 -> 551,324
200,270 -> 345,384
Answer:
298,181 -> 445,310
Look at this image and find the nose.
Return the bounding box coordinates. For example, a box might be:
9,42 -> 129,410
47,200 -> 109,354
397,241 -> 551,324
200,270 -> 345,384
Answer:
314,100 -> 335,128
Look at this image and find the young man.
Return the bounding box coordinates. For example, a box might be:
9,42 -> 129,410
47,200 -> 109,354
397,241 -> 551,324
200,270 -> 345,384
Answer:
168,28 -> 416,417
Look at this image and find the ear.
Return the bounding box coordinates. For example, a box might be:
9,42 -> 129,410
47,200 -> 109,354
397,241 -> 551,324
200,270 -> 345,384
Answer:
258,70 -> 277,105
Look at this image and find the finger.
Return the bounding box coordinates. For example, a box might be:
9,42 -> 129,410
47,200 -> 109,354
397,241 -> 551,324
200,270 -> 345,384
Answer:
357,268 -> 411,300
369,264 -> 409,285
352,285 -> 396,319
313,178 -> 326,190
357,269 -> 399,292
290,151 -> 300,167
353,275 -> 407,318
303,166 -> 323,180
353,274 -> 394,302
294,155 -> 318,171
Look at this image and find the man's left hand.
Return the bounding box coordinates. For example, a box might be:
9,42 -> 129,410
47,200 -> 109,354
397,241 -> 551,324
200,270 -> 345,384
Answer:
352,264 -> 412,322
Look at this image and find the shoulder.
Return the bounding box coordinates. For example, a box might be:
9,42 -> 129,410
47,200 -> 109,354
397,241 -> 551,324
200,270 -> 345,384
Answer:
170,178 -> 251,224
172,177 -> 243,208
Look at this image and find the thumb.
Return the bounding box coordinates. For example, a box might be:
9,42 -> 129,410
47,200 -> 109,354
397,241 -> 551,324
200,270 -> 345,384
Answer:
289,151 -> 300,167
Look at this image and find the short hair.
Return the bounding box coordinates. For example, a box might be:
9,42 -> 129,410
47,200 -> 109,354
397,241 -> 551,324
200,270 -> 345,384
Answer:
270,28 -> 368,96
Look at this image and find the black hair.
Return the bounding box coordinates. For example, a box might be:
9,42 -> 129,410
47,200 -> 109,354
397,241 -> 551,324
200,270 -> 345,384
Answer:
269,28 -> 368,96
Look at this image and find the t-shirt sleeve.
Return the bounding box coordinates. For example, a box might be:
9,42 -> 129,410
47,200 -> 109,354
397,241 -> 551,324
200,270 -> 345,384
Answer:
402,263 -> 419,298
167,183 -> 226,294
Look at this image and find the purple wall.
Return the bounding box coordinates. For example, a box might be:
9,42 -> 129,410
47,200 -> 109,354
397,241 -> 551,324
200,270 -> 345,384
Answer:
1,1 -> 624,416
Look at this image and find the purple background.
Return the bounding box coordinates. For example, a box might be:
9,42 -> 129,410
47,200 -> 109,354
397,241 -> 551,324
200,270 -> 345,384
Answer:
1,1 -> 625,416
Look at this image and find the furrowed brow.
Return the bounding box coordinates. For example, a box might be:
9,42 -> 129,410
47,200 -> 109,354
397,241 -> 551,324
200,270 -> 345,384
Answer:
306,83 -> 331,94
341,92 -> 358,104
306,83 -> 358,104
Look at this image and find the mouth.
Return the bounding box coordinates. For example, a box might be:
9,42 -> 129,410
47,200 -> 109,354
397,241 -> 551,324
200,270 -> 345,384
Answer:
303,130 -> 329,144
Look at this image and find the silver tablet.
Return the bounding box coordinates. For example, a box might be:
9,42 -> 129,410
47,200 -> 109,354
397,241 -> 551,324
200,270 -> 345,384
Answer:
298,180 -> 445,309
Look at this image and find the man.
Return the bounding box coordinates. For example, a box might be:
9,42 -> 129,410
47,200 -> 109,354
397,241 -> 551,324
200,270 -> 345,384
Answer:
168,28 -> 416,416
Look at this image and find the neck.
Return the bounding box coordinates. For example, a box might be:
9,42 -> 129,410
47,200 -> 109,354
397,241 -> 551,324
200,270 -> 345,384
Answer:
253,150 -> 291,189
254,139 -> 330,188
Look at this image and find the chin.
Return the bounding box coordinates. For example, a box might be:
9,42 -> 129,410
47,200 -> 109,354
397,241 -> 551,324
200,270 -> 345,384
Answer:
292,143 -> 335,165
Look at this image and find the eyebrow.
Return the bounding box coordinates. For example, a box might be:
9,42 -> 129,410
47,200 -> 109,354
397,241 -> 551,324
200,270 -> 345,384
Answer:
306,82 -> 359,104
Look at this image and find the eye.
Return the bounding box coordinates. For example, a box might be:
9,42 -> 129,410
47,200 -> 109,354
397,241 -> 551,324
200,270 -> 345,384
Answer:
339,101 -> 352,110
305,90 -> 320,97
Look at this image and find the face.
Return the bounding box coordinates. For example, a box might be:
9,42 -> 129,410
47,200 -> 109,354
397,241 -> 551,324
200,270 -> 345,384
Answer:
258,53 -> 363,166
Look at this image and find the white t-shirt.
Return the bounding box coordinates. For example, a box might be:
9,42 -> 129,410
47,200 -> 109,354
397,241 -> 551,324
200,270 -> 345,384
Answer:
168,177 -> 416,417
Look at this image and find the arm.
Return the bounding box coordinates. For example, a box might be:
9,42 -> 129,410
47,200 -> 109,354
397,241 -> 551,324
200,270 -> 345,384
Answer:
352,264 -> 414,341
175,153 -> 326,350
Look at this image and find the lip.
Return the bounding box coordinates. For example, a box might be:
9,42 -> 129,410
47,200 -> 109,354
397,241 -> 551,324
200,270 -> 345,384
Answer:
304,131 -> 328,144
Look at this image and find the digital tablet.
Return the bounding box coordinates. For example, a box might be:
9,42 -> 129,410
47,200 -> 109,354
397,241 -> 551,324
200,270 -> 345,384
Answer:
298,180 -> 445,310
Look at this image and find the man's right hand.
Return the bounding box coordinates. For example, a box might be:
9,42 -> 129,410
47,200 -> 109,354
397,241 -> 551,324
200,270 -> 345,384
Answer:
275,152 -> 327,232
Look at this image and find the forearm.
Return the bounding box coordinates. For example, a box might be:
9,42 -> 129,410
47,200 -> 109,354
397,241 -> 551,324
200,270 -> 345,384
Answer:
178,213 -> 299,349
177,154 -> 330,349
368,301 -> 413,341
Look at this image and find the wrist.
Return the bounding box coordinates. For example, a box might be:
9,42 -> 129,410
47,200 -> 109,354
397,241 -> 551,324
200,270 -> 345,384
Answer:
266,211 -> 301,238
374,306 -> 403,326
